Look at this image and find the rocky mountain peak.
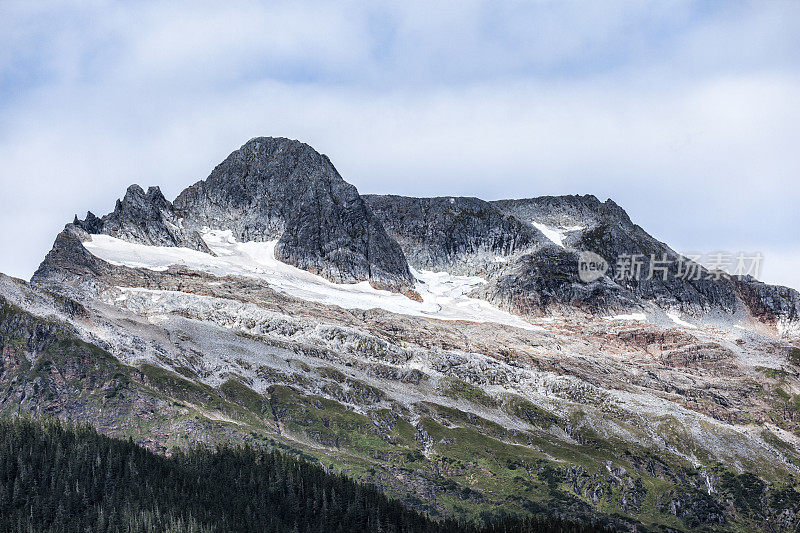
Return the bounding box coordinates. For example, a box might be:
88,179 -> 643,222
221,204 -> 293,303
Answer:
171,137 -> 413,291
73,211 -> 102,234
113,184 -> 170,225
44,137 -> 415,293
600,197 -> 633,226
13,136 -> 800,533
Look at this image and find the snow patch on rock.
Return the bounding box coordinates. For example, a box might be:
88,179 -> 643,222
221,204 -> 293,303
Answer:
667,312 -> 697,329
83,231 -> 540,330
531,222 -> 584,248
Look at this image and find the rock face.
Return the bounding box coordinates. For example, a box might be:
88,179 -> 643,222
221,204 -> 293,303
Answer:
32,225 -> 109,287
474,247 -> 637,314
364,195 -> 547,274
493,197 -> 800,320
492,195 -> 633,233
368,193 -> 800,321
733,276 -> 800,329
173,138 -> 412,290
492,196 -> 743,314
74,184 -> 211,252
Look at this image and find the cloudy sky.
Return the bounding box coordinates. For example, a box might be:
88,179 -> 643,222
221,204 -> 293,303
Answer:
1,0 -> 799,288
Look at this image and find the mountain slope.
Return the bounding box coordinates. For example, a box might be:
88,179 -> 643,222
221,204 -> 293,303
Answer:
2,418 -> 608,533
7,137 -> 800,531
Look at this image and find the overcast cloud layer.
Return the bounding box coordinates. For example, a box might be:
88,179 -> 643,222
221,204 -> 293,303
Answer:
1,0 -> 798,289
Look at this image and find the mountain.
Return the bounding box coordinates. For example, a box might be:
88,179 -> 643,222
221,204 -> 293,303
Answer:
67,137 -> 413,292
3,136 -> 800,531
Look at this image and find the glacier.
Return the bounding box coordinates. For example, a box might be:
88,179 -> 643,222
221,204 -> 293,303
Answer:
83,230 -> 540,331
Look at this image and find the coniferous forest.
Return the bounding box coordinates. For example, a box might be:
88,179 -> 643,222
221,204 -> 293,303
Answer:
0,418 -> 613,533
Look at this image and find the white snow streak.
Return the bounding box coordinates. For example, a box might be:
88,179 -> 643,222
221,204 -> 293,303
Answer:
667,312 -> 697,329
531,222 -> 584,249
83,231 -> 540,330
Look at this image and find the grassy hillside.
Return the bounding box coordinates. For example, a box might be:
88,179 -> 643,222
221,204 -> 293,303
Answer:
0,417 -> 608,533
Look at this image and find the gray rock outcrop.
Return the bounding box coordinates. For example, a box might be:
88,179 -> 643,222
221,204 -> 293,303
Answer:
74,184 -> 211,252
364,195 -> 548,274
173,138 -> 412,291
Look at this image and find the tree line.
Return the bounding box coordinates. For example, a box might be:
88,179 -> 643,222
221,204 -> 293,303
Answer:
0,417 -> 612,533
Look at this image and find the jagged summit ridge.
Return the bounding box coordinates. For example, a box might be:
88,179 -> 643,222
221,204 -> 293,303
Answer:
74,184 -> 211,253
363,194 -> 549,274
67,137 -> 413,291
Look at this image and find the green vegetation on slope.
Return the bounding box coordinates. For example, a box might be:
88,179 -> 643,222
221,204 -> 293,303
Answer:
0,417 -> 611,533
5,295 -> 800,531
